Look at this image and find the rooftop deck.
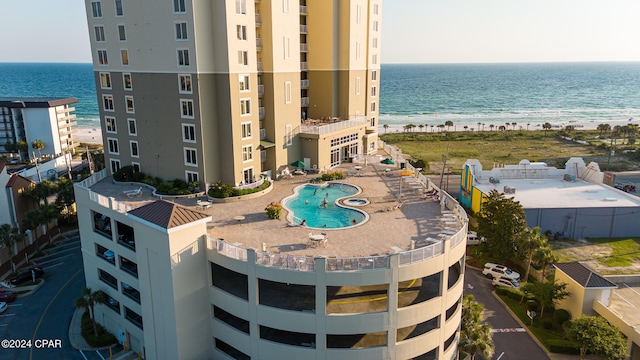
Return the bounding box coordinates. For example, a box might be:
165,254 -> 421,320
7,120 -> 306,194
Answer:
84,163 -> 463,259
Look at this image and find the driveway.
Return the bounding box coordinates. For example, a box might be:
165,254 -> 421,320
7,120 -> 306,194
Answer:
465,266 -> 549,360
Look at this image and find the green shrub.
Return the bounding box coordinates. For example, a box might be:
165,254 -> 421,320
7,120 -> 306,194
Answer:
553,309 -> 571,325
526,299 -> 539,312
494,286 -> 524,301
542,318 -> 554,330
265,202 -> 282,219
81,310 -> 117,347
321,171 -> 344,181
208,180 -> 270,198
547,339 -> 580,355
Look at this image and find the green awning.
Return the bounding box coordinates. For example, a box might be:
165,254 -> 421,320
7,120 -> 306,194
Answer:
258,140 -> 276,149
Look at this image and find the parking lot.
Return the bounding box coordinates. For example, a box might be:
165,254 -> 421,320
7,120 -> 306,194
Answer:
0,231 -> 123,360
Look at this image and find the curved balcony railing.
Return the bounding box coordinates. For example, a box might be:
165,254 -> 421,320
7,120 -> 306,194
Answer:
234,176 -> 265,190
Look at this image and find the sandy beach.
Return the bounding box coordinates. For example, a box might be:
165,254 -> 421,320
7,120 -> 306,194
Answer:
377,119 -> 637,135
74,118 -> 635,146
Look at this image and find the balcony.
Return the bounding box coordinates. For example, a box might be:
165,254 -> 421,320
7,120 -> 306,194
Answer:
300,62 -> 308,70
258,84 -> 264,97
257,62 -> 263,72
301,97 -> 309,107
300,25 -> 308,33
260,128 -> 266,140
256,37 -> 262,50
300,5 -> 307,14
259,107 -> 265,120
300,43 -> 308,52
261,149 -> 267,162
300,116 -> 369,135
300,79 -> 309,88
255,14 -> 262,26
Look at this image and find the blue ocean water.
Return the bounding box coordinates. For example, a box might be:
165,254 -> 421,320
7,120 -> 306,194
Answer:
1,62 -> 640,130
0,63 -> 99,127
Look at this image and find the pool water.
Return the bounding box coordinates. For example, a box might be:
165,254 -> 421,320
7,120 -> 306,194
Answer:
283,183 -> 366,229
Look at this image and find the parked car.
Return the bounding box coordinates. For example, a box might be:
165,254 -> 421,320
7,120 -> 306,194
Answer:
467,231 -> 486,246
0,302 -> 6,314
9,267 -> 45,286
614,183 -> 637,192
0,290 -> 16,302
492,277 -> 520,288
482,263 -> 520,281
8,158 -> 20,165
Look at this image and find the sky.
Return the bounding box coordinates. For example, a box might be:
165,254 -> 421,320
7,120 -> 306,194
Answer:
2,0 -> 640,64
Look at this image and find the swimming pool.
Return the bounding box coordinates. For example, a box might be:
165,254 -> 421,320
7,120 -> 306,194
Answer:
283,183 -> 368,229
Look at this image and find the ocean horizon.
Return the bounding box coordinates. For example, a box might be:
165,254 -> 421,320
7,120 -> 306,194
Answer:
1,61 -> 639,131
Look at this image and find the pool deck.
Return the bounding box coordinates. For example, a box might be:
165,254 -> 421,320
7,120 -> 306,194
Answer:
88,162 -> 459,258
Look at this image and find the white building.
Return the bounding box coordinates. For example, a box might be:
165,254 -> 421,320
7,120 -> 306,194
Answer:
0,98 -> 79,160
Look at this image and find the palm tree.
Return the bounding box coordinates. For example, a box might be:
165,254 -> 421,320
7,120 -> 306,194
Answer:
527,122 -> 530,131
512,122 -> 517,130
489,124 -> 495,131
429,124 -> 434,132
542,122 -> 552,135
460,294 -> 495,360
74,287 -> 106,337
597,123 -> 611,135
383,124 -> 389,133
518,227 -> 545,282
418,124 -> 424,132
0,224 -> 20,257
16,140 -> 28,160
463,125 -> 469,131
444,120 -> 453,131
533,245 -> 557,282
32,140 -> 45,159
505,122 -> 510,130
477,122 -> 482,131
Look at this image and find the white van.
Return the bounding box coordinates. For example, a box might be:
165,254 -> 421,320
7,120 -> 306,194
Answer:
467,231 -> 486,245
492,277 -> 520,288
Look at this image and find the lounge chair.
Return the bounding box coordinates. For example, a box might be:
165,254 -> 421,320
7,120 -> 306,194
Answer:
123,187 -> 142,198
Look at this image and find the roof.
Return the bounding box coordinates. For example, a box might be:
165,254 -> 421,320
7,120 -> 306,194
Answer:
128,200 -> 210,229
0,97 -> 78,108
6,173 -> 35,188
554,262 -> 617,288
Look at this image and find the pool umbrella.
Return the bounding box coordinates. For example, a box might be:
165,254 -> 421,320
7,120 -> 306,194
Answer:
290,160 -> 307,168
381,158 -> 395,165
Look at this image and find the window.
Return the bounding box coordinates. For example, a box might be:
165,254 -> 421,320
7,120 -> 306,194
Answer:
173,0 -> 186,13
91,1 -> 102,18
372,38 -> 378,49
370,116 -> 376,127
283,36 -> 290,59
121,49 -> 129,65
123,73 -> 132,90
243,168 -> 254,184
98,50 -> 108,65
373,20 -> 379,32
130,141 -> 139,157
186,171 -> 198,184
284,82 -> 291,103
372,54 -> 378,65
356,4 -> 361,23
355,77 -> 360,95
128,118 -> 137,135
105,117 -> 117,133
282,0 -> 289,12
178,74 -> 192,93
242,145 -> 253,162
371,102 -> 376,112
373,3 -> 379,15
118,25 -> 126,41
132,162 -> 140,173
285,124 -> 292,146
125,96 -> 134,113
115,0 -> 123,16
100,72 -> 111,89
356,41 -> 361,60
110,159 -> 121,173
240,99 -> 251,116
181,99 -> 194,118
371,86 -> 376,97
237,51 -> 248,65
175,22 -> 188,40
370,141 -> 375,151
184,148 -> 197,166
94,26 -> 105,42
178,49 -> 190,66
183,124 -> 196,142
372,70 -> 377,81
103,95 -> 114,111
236,25 -> 247,40
238,74 -> 250,91
241,122 -> 252,139
108,138 -> 119,154
235,0 -> 246,14
98,268 -> 117,289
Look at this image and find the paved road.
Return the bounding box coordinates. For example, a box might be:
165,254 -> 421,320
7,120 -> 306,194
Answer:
464,267 -> 549,360
0,232 -> 112,360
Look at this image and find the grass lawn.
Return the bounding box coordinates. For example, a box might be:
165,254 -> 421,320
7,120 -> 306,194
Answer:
381,129 -> 639,174
552,237 -> 640,274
